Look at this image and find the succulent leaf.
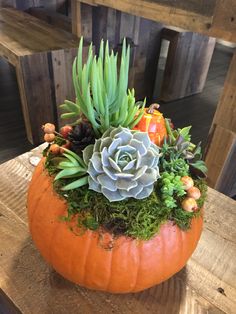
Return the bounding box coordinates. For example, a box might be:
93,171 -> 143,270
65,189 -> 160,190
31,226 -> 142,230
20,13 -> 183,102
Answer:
84,127 -> 160,202
62,38 -> 145,134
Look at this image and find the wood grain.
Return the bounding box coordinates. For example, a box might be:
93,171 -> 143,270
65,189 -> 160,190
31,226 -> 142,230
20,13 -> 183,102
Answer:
211,53 -> 236,134
0,8 -> 79,60
71,0 -> 82,36
78,0 -> 236,42
26,7 -> 72,32
51,47 -> 92,127
0,7 -> 81,144
0,146 -> 235,313
19,53 -> 57,144
160,28 -> 216,102
86,5 -> 163,100
205,51 -> 236,195
205,125 -> 236,196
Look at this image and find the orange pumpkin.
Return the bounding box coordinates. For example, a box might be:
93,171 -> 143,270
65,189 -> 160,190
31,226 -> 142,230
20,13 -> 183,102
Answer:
133,104 -> 167,146
27,160 -> 203,293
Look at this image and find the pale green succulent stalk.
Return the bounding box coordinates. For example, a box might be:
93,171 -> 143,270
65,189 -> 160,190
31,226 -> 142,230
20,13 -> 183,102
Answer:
61,37 -> 145,136
54,148 -> 88,191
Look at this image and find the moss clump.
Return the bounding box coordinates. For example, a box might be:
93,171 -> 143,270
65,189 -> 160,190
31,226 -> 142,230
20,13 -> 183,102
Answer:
194,178 -> 208,208
53,178 -> 207,240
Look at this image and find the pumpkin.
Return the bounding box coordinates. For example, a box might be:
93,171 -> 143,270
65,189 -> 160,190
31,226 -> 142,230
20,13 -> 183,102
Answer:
27,160 -> 203,293
133,104 -> 167,146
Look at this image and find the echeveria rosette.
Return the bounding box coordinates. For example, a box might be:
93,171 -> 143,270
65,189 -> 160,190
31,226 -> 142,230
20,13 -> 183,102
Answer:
83,126 -> 160,202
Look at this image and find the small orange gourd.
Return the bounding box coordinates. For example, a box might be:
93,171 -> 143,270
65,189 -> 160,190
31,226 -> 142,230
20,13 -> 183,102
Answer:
133,104 -> 167,146
27,160 -> 203,293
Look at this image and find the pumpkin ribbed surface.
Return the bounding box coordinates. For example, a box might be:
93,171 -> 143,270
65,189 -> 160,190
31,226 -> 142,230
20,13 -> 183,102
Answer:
27,160 -> 203,293
133,109 -> 167,146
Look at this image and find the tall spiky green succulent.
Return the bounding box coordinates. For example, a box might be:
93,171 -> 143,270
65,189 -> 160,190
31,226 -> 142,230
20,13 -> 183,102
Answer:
60,38 -> 145,136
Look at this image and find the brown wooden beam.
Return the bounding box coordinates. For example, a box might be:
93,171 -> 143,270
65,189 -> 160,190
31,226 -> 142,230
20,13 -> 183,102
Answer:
205,51 -> 236,195
77,0 -> 236,42
71,0 -> 82,36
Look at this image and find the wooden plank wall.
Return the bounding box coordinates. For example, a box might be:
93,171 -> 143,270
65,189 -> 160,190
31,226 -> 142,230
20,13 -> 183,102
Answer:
0,0 -> 67,12
80,3 -> 163,101
159,29 -> 216,102
205,52 -> 236,197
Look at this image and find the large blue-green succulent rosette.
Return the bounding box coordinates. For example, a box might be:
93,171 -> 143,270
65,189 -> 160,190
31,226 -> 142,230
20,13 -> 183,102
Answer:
83,126 -> 160,202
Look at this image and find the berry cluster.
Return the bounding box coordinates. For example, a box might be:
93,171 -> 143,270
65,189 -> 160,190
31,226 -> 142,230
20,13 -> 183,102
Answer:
42,123 -> 72,155
180,176 -> 201,212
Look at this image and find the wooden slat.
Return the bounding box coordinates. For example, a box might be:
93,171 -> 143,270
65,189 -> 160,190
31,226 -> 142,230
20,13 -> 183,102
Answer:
78,0 -> 236,42
205,51 -> 236,194
211,53 -> 236,133
81,3 -> 93,41
52,46 -> 90,127
205,125 -> 236,195
150,0 -> 217,17
26,7 -> 72,32
0,147 -> 235,313
71,0 -> 82,36
0,8 -> 79,61
160,29 -> 216,102
18,53 -> 57,144
89,5 -> 163,100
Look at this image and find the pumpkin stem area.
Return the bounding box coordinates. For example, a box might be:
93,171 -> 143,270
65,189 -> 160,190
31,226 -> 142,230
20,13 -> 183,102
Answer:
147,103 -> 160,114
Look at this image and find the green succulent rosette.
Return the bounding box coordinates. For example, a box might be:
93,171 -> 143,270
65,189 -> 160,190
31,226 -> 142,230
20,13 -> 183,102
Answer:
83,126 -> 160,202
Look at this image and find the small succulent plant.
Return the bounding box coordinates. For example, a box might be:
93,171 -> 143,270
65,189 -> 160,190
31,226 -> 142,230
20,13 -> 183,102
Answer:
83,126 -> 160,202
163,119 -> 207,178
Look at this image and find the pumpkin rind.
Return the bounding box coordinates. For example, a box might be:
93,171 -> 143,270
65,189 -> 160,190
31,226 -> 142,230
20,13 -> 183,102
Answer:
27,159 -> 203,293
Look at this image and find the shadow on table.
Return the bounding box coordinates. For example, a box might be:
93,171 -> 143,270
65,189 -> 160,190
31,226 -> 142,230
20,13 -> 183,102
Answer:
8,237 -> 187,314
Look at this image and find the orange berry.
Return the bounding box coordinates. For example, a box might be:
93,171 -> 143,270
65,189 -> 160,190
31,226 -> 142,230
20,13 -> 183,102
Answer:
44,133 -> 55,143
187,186 -> 201,200
180,176 -> 194,190
49,144 -> 60,155
182,197 -> 198,212
42,123 -> 55,134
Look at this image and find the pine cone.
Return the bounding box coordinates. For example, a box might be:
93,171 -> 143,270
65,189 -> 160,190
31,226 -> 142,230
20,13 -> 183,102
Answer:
68,122 -> 95,154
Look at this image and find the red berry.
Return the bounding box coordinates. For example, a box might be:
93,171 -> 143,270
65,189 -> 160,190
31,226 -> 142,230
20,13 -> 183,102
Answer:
44,133 -> 55,143
60,125 -> 73,138
42,123 -> 55,134
49,144 -> 60,155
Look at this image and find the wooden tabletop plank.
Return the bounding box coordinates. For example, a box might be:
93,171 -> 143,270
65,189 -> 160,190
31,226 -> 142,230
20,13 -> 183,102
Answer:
0,146 -> 235,313
77,0 -> 236,42
0,8 -> 79,59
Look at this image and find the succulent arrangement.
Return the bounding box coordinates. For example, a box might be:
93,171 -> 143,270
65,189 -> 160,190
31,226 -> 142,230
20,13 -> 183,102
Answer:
42,38 -> 207,241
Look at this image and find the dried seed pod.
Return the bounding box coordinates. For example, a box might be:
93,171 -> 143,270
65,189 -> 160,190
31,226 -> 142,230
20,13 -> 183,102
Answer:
42,123 -> 55,134
44,133 -> 55,143
187,186 -> 201,200
182,197 -> 198,212
180,176 -> 194,190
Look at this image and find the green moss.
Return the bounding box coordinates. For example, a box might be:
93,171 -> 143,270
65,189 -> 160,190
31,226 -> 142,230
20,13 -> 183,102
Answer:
45,152 -> 207,241
53,178 -> 206,240
194,178 -> 208,208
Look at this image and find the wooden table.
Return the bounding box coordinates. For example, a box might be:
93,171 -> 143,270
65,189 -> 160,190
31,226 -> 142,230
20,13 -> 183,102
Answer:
0,146 -> 235,313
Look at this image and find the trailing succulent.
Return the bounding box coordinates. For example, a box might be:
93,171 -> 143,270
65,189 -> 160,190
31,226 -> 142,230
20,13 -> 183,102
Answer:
42,37 -> 208,240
